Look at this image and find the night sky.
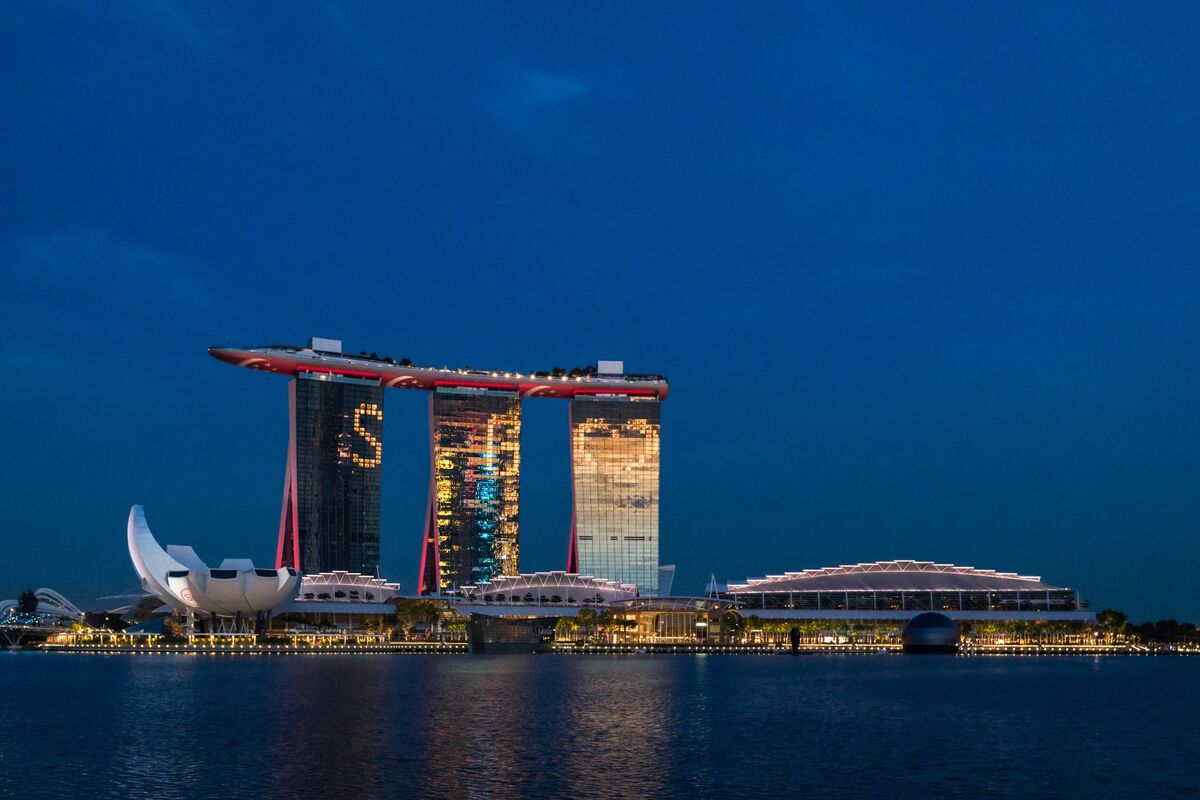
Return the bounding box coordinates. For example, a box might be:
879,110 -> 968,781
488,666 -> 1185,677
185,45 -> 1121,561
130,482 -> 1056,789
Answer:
2,3 -> 1197,621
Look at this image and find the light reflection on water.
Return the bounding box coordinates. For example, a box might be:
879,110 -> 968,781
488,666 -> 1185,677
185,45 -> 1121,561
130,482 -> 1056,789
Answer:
0,652 -> 1195,800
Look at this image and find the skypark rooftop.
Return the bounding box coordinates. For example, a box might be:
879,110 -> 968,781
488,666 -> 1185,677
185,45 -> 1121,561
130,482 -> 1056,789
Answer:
209,342 -> 669,400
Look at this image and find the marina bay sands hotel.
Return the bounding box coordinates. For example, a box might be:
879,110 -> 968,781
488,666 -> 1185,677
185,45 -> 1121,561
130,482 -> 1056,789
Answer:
209,338 -> 667,595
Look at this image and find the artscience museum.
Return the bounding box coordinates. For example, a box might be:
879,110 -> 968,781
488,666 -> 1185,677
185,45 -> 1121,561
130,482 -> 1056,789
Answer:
127,505 -> 300,634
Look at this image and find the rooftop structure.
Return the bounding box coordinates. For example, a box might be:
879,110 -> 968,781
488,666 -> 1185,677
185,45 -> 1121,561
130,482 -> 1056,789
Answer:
454,571 -> 639,616
296,571 -> 402,603
727,559 -> 1091,621
209,344 -> 669,400
728,560 -> 1062,593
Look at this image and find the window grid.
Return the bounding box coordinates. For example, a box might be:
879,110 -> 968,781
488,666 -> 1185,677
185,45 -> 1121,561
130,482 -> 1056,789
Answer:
571,397 -> 661,594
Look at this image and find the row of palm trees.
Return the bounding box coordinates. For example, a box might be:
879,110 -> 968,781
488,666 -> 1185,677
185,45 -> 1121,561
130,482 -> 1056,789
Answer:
555,608 -> 639,641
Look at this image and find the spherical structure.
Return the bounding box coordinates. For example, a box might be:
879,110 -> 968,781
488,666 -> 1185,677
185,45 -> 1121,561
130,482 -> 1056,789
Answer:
902,612 -> 960,653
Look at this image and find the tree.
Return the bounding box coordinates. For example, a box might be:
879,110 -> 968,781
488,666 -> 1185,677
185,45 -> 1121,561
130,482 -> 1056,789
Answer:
414,600 -> 440,629
1155,619 -> 1180,642
392,599 -> 441,639
1096,609 -> 1128,632
393,603 -> 413,638
576,608 -> 597,640
595,610 -> 614,641
721,611 -> 742,639
555,617 -> 579,641
162,616 -> 187,642
16,589 -> 38,614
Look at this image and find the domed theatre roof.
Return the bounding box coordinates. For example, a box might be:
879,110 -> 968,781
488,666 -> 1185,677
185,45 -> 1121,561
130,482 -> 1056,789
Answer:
727,560 -> 1066,594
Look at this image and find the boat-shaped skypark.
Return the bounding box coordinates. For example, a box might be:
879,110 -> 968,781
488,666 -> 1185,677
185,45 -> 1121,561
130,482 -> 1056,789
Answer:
208,343 -> 669,400
209,338 -> 668,597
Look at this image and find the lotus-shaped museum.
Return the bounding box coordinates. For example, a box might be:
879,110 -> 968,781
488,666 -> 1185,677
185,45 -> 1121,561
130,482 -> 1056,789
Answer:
127,505 -> 299,620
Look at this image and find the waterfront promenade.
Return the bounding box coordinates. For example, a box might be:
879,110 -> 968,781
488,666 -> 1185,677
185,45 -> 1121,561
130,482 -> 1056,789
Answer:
35,639 -> 1189,656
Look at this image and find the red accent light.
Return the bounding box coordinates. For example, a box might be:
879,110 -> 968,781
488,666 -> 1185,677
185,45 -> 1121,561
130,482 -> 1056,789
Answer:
417,394 -> 439,595
566,404 -> 579,573
276,380 -> 301,571
215,347 -> 668,400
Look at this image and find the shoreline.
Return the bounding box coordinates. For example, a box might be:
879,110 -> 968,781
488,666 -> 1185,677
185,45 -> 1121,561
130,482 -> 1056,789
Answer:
22,642 -> 1192,656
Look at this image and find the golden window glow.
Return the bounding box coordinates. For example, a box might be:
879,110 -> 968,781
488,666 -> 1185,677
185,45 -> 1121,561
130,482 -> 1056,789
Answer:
571,398 -> 661,593
352,402 -> 383,468
428,390 -> 522,592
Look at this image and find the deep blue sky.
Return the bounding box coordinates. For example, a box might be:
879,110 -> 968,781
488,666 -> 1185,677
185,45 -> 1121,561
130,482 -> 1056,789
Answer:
2,3 -> 1198,620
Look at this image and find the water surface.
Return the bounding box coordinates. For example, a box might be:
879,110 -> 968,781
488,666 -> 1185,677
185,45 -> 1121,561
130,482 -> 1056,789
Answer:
1,652 -> 1192,799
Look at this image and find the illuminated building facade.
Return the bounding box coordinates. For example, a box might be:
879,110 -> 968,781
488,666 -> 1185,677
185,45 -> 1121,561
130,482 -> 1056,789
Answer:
567,397 -> 661,594
278,372 -> 383,575
210,342 -> 668,595
725,561 -> 1092,621
418,389 -> 522,594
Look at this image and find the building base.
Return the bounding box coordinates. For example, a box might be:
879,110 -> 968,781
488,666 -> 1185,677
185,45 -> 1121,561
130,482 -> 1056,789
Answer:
467,614 -> 557,654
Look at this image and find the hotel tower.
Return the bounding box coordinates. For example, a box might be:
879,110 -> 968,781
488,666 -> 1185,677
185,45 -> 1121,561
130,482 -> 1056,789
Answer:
210,343 -> 667,594
566,393 -> 662,594
418,388 -> 522,594
277,364 -> 384,575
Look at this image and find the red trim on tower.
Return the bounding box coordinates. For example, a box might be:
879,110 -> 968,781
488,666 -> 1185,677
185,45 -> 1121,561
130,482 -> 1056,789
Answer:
566,401 -> 579,573
275,379 -> 301,571
417,394 -> 440,595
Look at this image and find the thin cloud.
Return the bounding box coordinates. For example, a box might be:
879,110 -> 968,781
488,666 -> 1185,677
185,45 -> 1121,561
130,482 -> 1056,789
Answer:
321,3 -> 404,76
482,67 -> 585,115
1,230 -> 236,422
483,67 -> 590,135
119,1 -> 217,55
25,1 -> 228,60
9,229 -> 227,332
507,70 -> 590,107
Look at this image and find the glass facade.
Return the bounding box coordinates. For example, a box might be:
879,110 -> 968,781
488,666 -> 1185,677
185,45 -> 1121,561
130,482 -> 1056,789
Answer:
419,389 -> 521,594
568,397 -> 661,594
278,373 -> 383,575
732,589 -> 1082,612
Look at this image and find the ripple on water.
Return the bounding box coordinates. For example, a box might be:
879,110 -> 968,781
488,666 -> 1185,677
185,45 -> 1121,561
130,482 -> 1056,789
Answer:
0,653 -> 1194,800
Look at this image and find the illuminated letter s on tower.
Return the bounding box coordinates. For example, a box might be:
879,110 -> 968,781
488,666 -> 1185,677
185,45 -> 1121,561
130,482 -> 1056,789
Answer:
353,402 -> 383,468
